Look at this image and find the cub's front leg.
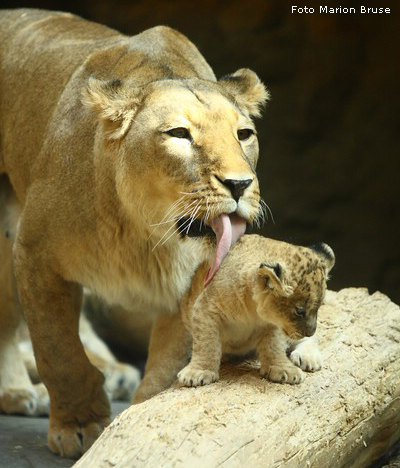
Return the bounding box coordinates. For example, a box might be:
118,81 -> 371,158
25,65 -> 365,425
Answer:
177,306 -> 222,387
257,325 -> 305,385
14,242 -> 110,459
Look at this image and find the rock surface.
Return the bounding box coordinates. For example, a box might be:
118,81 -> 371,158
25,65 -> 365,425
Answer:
74,288 -> 400,468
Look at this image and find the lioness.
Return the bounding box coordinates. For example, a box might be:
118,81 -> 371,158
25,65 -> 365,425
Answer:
177,236 -> 335,387
0,9 -> 268,458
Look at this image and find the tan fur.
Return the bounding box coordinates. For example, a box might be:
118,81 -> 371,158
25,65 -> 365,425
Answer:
0,9 -> 267,458
17,313 -> 142,402
177,235 -> 335,387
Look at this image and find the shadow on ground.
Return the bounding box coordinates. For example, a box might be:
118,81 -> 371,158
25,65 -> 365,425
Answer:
0,402 -> 129,468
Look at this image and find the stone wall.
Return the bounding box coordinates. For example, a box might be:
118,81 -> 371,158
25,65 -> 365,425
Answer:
5,0 -> 400,303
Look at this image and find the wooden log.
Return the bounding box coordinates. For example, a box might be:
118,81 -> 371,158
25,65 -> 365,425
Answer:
74,288 -> 400,468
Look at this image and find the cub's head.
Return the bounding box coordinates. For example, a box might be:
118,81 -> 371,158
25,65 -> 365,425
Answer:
254,243 -> 335,339
82,69 -> 269,281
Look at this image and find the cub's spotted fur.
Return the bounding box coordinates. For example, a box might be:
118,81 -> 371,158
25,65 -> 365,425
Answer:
178,235 -> 335,386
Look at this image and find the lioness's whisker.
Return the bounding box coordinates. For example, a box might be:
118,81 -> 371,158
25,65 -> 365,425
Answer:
151,206 -> 194,247
152,201 -> 201,250
260,198 -> 275,225
203,199 -> 211,225
152,221 -> 183,250
147,196 -> 195,241
150,199 -> 198,227
178,191 -> 199,196
254,200 -> 265,229
185,204 -> 202,235
209,204 -> 217,223
199,205 -> 207,230
148,196 -> 186,232
157,195 -> 189,222
179,201 -> 201,236
159,203 -> 201,248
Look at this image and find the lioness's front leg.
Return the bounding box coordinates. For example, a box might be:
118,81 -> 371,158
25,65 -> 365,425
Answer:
133,311 -> 191,403
14,245 -> 110,459
257,325 -> 304,384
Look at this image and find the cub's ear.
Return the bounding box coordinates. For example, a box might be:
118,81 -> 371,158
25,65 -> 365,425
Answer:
219,68 -> 270,117
258,262 -> 293,297
82,78 -> 141,139
309,243 -> 336,273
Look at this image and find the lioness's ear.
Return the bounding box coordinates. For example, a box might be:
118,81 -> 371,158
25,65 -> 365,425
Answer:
219,68 -> 270,117
82,78 -> 141,139
309,243 -> 336,274
258,262 -> 293,297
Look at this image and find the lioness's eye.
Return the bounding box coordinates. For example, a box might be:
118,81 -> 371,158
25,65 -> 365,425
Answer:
237,128 -> 254,141
166,127 -> 192,140
295,307 -> 306,317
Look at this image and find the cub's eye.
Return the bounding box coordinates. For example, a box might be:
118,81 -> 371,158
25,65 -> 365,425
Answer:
237,128 -> 254,141
166,127 -> 192,140
295,307 -> 306,317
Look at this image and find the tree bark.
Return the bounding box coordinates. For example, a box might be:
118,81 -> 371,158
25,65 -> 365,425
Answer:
74,288 -> 400,468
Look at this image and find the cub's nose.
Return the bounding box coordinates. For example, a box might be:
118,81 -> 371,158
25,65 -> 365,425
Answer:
305,322 -> 317,337
219,178 -> 253,202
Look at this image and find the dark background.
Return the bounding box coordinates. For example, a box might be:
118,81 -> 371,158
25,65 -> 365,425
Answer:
3,0 -> 399,303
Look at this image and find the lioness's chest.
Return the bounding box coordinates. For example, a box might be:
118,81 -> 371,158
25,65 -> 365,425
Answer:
74,237 -> 207,315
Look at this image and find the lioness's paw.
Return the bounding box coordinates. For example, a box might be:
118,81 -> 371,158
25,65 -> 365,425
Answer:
0,383 -> 50,416
290,340 -> 322,372
104,363 -> 141,401
262,364 -> 305,385
178,365 -> 218,387
48,418 -> 109,458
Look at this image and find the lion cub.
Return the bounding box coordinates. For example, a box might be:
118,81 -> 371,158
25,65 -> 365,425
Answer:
178,235 -> 335,387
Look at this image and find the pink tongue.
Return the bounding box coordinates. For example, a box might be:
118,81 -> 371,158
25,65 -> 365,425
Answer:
204,214 -> 247,287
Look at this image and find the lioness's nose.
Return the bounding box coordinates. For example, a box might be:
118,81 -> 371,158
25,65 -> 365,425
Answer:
220,178 -> 253,202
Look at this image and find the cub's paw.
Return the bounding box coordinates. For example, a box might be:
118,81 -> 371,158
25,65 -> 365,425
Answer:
290,340 -> 322,372
178,365 -> 218,387
261,364 -> 305,385
48,418 -> 109,458
0,383 -> 50,416
104,363 -> 141,401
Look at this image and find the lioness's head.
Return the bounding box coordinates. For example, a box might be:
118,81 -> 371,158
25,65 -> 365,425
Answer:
254,243 -> 335,339
83,68 -> 269,282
